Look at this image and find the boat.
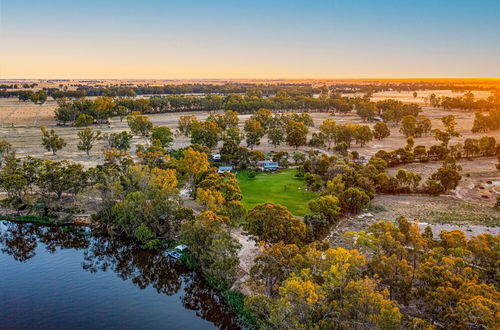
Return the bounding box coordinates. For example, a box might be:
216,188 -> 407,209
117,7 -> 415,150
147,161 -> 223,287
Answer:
167,250 -> 183,259
167,244 -> 188,259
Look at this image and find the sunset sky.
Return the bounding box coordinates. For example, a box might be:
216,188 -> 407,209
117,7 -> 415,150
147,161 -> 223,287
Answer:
1,0 -> 499,79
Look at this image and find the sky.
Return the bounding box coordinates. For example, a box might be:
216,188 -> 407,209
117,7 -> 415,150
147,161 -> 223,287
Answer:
0,0 -> 499,79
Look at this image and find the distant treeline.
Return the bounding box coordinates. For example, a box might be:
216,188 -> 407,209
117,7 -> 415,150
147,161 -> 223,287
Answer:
0,83 -> 37,90
332,82 -> 500,94
0,83 -> 321,99
2,81 -> 499,99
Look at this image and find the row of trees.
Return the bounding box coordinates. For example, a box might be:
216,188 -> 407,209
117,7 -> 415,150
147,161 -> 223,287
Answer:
429,91 -> 500,112
25,83 -> 320,99
55,97 -> 128,125
18,90 -> 48,105
472,107 -> 500,133
375,135 -> 498,167
356,98 -> 422,124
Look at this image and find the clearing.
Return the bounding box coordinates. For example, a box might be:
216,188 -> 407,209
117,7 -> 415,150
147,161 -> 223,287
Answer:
237,169 -> 318,216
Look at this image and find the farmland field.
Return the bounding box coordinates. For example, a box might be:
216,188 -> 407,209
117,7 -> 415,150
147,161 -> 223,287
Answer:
237,169 -> 318,216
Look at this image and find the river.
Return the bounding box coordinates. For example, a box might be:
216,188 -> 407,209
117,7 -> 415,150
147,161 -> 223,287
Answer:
0,221 -> 240,329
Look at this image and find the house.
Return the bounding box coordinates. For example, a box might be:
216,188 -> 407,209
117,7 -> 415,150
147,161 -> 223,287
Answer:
211,153 -> 221,162
218,166 -> 233,174
261,161 -> 279,172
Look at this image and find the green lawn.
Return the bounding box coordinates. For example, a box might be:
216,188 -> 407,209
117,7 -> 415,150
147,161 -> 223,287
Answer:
237,169 -> 318,216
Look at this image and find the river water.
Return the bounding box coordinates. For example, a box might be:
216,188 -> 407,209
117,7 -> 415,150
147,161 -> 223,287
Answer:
0,221 -> 240,329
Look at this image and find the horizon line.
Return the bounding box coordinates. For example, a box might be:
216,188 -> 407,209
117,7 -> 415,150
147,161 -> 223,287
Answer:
1,77 -> 500,81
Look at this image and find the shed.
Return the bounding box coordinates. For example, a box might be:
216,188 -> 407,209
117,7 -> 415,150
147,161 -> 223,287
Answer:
262,161 -> 279,172
218,166 -> 233,174
211,153 -> 221,162
174,244 -> 188,251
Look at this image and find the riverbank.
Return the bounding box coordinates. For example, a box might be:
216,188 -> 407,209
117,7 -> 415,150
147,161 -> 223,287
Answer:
0,214 -> 55,225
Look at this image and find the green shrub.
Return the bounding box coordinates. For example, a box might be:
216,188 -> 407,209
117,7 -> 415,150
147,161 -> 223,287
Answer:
76,114 -> 94,127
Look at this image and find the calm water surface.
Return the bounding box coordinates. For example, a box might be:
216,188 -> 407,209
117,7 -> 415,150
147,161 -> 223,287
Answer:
0,221 -> 240,329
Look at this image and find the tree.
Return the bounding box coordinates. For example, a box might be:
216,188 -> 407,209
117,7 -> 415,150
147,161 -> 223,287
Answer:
93,96 -> 115,124
0,173 -> 27,203
244,119 -> 265,149
356,101 -> 376,122
197,171 -> 242,202
319,118 -> 336,149
430,161 -> 461,192
177,115 -> 198,137
114,105 -> 128,122
30,90 -> 48,105
244,203 -> 306,245
38,159 -> 87,200
250,108 -> 273,129
353,125 -> 373,146
340,187 -> 370,214
416,115 -> 432,137
478,136 -> 496,156
149,167 -> 178,193
127,111 -> 153,137
106,131 -> 133,150
267,127 -> 285,149
223,110 -> 239,128
308,195 -> 341,223
40,127 -> 66,155
303,213 -> 331,240
18,90 -> 33,102
413,91 -> 418,98
196,188 -> 225,211
286,120 -> 308,149
180,147 -> 210,179
151,126 -> 173,148
433,129 -> 451,146
223,126 -> 244,146
250,242 -> 304,296
441,115 -> 460,137
292,151 -> 306,165
54,98 -> 79,125
77,128 -> 102,156
0,140 -> 12,168
400,115 -> 417,138
373,122 -> 390,140
472,112 -> 494,133
190,120 -> 221,149
181,211 -> 241,285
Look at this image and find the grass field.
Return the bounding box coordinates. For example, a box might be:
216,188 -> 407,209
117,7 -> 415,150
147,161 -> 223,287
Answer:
237,169 -> 318,216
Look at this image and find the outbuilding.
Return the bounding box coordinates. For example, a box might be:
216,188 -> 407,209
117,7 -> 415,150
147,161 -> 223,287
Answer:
211,154 -> 221,162
218,166 -> 234,174
261,161 -> 279,172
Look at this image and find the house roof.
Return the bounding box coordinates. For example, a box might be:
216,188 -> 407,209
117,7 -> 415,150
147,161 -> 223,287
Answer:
262,161 -> 279,167
218,166 -> 233,173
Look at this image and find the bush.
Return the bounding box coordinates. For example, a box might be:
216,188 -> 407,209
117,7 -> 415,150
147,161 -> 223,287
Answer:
76,114 -> 94,127
424,179 -> 445,195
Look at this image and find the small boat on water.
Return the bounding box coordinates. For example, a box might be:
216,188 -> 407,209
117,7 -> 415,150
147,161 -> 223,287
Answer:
167,244 -> 188,259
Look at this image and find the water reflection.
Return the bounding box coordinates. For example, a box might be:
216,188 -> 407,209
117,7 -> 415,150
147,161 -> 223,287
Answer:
0,221 -> 240,329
